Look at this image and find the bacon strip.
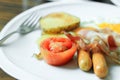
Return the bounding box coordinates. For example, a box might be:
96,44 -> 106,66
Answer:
63,31 -> 80,42
64,28 -> 120,64
107,35 -> 118,51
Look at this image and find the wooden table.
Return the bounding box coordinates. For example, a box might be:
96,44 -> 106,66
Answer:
0,0 -> 113,80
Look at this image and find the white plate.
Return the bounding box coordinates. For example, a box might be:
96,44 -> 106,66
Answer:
111,0 -> 120,6
0,1 -> 120,80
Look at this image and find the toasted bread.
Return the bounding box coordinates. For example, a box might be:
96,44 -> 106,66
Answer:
40,12 -> 80,33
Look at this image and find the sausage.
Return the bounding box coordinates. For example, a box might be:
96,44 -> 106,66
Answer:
92,52 -> 108,78
78,50 -> 92,71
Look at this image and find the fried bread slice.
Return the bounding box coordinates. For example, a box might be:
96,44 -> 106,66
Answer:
40,12 -> 80,33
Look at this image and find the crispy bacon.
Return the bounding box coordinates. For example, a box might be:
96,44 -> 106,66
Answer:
64,28 -> 120,64
63,31 -> 80,42
64,32 -> 89,50
108,35 -> 117,50
78,28 -> 118,50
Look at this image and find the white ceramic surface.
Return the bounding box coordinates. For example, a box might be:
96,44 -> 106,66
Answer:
0,1 -> 120,80
111,0 -> 120,6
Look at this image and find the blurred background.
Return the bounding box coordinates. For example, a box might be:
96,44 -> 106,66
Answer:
0,0 -> 118,80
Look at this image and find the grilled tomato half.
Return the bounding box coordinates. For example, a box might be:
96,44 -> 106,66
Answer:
40,37 -> 77,66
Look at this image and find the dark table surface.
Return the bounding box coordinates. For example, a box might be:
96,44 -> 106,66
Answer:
0,0 -> 115,80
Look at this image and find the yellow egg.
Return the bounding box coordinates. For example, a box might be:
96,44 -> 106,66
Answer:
98,22 -> 120,33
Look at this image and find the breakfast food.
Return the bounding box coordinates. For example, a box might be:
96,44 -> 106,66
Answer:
40,37 -> 77,66
77,50 -> 92,71
75,27 -> 120,64
37,12 -> 120,78
92,52 -> 108,78
40,12 -> 80,33
99,22 -> 120,33
66,28 -> 109,78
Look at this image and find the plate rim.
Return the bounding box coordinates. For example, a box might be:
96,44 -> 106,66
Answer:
111,0 -> 120,6
0,1 -> 120,80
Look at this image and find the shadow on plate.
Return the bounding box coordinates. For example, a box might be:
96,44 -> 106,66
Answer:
59,56 -> 78,69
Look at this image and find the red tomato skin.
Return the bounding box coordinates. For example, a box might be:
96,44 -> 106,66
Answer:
40,37 -> 77,66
